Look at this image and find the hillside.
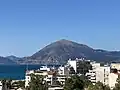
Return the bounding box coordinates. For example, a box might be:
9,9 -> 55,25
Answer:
1,39 -> 120,65
0,56 -> 16,65
19,39 -> 120,65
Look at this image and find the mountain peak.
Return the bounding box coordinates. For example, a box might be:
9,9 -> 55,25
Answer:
58,39 -> 70,42
54,39 -> 92,49
29,39 -> 94,64
10,39 -> 120,65
55,39 -> 74,45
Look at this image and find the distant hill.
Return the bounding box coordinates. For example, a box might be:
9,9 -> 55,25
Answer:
0,56 -> 16,65
1,39 -> 120,65
6,55 -> 22,64
18,39 -> 120,65
6,55 -> 21,61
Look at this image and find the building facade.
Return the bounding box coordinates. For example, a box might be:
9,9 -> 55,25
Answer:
108,73 -> 118,89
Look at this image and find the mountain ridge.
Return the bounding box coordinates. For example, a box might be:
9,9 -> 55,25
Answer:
20,39 -> 120,64
1,39 -> 120,65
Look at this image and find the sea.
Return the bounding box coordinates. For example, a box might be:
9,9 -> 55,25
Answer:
0,65 -> 59,80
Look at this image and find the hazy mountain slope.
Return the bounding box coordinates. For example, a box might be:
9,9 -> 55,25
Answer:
29,39 -> 94,64
1,39 -> 120,65
6,55 -> 21,61
0,56 -> 16,65
20,39 -> 120,64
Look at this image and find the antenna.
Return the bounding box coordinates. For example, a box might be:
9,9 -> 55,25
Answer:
26,58 -> 28,72
26,63 -> 28,71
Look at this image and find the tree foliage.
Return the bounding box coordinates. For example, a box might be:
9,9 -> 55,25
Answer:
113,75 -> 120,90
29,74 -> 47,90
1,79 -> 13,90
88,82 -> 110,90
77,61 -> 92,75
64,75 -> 85,90
69,67 -> 75,74
12,81 -> 25,89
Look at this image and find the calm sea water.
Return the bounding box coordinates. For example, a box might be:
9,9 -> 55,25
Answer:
0,65 -> 42,80
0,65 -> 61,80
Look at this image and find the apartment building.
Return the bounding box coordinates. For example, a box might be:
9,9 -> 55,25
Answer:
96,66 -> 110,85
86,62 -> 120,89
67,59 -> 77,73
0,81 -> 2,90
111,63 -> 120,71
86,64 -> 110,85
109,73 -> 118,89
25,66 -> 68,88
67,58 -> 91,73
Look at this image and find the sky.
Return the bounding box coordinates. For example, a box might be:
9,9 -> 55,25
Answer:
0,0 -> 120,57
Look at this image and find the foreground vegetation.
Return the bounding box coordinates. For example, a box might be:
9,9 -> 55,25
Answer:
24,74 -> 120,90
1,74 -> 120,90
1,79 -> 25,90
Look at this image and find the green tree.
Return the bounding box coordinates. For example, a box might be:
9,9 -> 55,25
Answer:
77,75 -> 91,88
113,75 -> 120,90
1,79 -> 7,90
96,82 -> 110,90
6,79 -> 12,90
87,84 -> 99,90
29,74 -> 47,90
77,61 -> 92,75
12,81 -> 25,89
1,79 -> 13,90
69,67 -> 75,74
104,85 -> 110,90
64,75 -> 84,90
88,82 -> 110,90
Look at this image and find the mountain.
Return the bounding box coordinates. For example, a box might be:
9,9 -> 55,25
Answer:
18,39 -> 120,65
0,56 -> 16,65
6,55 -> 22,64
1,39 -> 120,65
6,55 -> 21,61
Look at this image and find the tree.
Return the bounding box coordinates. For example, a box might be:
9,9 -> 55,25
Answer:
77,75 -> 91,88
29,74 -> 48,90
87,84 -> 99,90
6,79 -> 12,90
113,75 -> 120,90
12,81 -> 25,89
87,82 -> 110,90
104,85 -> 110,90
1,79 -> 7,90
1,79 -> 13,90
77,61 -> 92,75
64,75 -> 84,90
69,67 -> 75,74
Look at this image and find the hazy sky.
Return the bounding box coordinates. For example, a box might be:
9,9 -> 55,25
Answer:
0,0 -> 120,56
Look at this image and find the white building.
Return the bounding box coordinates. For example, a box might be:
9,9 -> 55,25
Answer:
91,62 -> 100,69
86,70 -> 96,84
58,66 -> 69,75
0,81 -> 2,90
25,73 -> 31,87
25,66 -> 68,88
111,63 -> 120,70
48,86 -> 63,90
58,66 -> 66,75
86,62 -> 101,84
67,58 -> 91,74
45,74 -> 67,85
108,73 -> 118,89
25,66 -> 50,87
86,62 -> 120,89
96,66 -> 110,85
67,60 -> 77,73
86,62 -> 110,85
40,66 -> 50,71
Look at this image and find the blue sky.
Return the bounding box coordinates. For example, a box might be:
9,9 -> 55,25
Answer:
0,0 -> 120,57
